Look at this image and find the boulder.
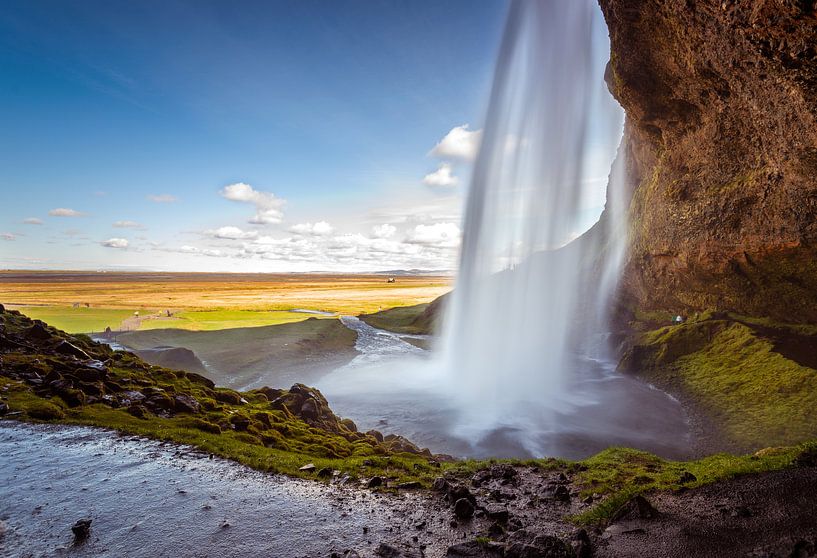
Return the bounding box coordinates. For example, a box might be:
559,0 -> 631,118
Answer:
54,341 -> 90,360
446,541 -> 504,557
611,495 -> 659,522
367,476 -> 384,488
25,323 -> 52,341
454,498 -> 475,520
173,394 -> 200,414
71,519 -> 92,541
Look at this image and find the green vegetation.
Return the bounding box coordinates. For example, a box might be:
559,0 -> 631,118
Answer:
137,309 -> 328,331
7,305 -> 140,333
3,306 -> 817,528
571,444 -> 814,524
623,313 -> 817,449
359,295 -> 445,335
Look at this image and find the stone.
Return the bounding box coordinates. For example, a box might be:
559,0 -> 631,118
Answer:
544,484 -> 570,502
317,467 -> 333,478
25,323 -> 51,341
299,463 -> 316,472
54,341 -> 91,360
433,477 -> 450,492
485,505 -> 509,523
448,484 -> 476,505
679,471 -> 697,484
397,481 -> 422,489
571,529 -> 592,558
300,398 -> 320,420
374,543 -> 402,557
173,394 -> 200,414
71,519 -> 92,541
611,495 -> 659,522
0,401 -> 8,415
446,540 -> 504,557
454,497 -> 475,520
367,476 -> 384,488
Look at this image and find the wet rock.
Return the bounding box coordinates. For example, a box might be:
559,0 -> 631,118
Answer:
300,398 -> 320,420
571,529 -> 592,558
448,484 -> 476,505
120,390 -> 146,405
374,543 -> 402,557
71,519 -> 92,542
73,365 -> 108,383
25,323 -> 52,341
491,464 -> 519,483
214,390 -> 242,405
317,467 -> 333,478
505,533 -> 574,558
299,463 -> 316,472
791,540 -> 817,558
679,471 -> 697,484
472,469 -> 492,487
611,495 -> 659,522
145,393 -> 175,412
729,505 -> 753,518
543,484 -> 570,502
127,404 -> 149,418
433,477 -> 450,492
397,481 -> 422,489
454,497 -> 475,520
55,341 -> 91,360
485,505 -> 509,524
78,382 -> 104,396
229,415 -> 250,431
0,401 -> 7,415
367,476 -> 384,488
173,394 -> 200,414
367,429 -> 385,443
446,540 -> 504,557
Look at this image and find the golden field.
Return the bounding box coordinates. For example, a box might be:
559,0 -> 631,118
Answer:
0,271 -> 452,333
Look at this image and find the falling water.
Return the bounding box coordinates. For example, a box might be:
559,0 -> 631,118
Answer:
322,0 -> 691,459
440,0 -> 627,439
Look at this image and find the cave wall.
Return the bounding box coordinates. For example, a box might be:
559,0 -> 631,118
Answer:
599,0 -> 817,322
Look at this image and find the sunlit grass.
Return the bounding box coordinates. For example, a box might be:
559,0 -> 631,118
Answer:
6,305 -> 143,333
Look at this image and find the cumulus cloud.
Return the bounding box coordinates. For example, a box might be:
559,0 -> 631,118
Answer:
290,221 -> 334,236
423,162 -> 459,188
147,194 -> 178,203
406,222 -> 461,248
1,232 -> 16,241
101,238 -> 129,249
220,182 -> 286,225
205,226 -> 259,240
177,245 -> 225,257
429,124 -> 482,162
113,220 -> 144,229
49,208 -> 85,217
371,224 -> 396,239
23,217 -> 43,225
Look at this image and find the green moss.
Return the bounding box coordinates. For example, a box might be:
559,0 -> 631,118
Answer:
359,303 -> 433,334
572,443 -> 814,525
625,316 -> 817,449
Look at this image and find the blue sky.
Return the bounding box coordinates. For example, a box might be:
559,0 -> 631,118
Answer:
0,0 -> 618,272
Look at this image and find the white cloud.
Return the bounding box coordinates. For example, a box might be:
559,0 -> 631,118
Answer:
101,238 -> 129,249
49,208 -> 85,217
206,226 -> 259,240
219,182 -> 285,225
147,194 -> 178,203
423,162 -> 459,188
23,217 -> 43,225
290,221 -> 334,236
371,224 -> 396,239
406,222 -> 461,248
177,245 -> 225,257
429,124 -> 482,162
113,220 -> 144,229
1,232 -> 16,241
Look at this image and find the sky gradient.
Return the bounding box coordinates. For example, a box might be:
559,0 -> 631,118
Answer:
0,0 -> 618,272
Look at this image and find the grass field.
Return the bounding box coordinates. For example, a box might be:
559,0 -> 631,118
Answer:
0,271 -> 452,333
6,306 -> 141,333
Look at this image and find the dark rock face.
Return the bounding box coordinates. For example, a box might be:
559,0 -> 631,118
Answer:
600,0 -> 817,322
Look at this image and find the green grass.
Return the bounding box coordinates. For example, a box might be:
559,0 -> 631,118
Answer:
8,305 -> 141,333
572,444 -> 814,524
136,309 -> 328,331
625,315 -> 817,449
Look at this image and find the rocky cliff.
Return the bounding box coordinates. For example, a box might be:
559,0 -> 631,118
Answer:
600,0 -> 817,323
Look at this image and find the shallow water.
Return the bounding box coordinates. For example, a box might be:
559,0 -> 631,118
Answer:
0,422 -> 435,558
319,320 -> 691,460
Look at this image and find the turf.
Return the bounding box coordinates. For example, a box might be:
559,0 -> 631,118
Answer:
6,306 -> 142,333
136,309 -> 326,331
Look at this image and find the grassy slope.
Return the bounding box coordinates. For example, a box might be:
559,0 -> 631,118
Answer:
359,295 -> 446,335
6,306 -> 141,333
622,313 -> 817,450
3,307 -> 816,526
118,317 -> 358,389
136,309 -> 328,331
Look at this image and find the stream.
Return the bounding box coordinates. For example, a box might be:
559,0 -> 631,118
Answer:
0,422 -> 451,558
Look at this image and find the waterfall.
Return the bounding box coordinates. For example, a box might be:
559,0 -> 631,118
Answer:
440,0 -> 626,438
